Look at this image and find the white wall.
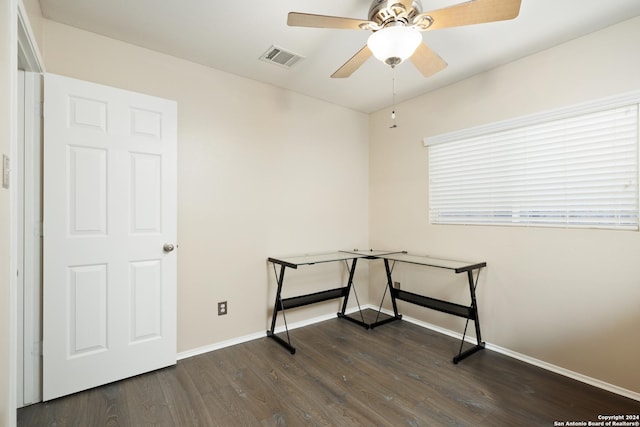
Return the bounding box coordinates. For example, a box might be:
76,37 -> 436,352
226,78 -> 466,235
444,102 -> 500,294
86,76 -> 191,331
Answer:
38,19 -> 370,353
369,17 -> 640,395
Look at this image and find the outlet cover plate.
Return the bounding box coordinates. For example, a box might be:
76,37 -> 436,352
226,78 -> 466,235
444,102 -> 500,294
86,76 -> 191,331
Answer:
217,301 -> 227,316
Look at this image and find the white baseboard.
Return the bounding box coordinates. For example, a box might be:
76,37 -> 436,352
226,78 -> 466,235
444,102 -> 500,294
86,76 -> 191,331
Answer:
377,306 -> 640,403
177,331 -> 267,361
178,305 -> 640,402
485,342 -> 640,403
177,307 -> 359,360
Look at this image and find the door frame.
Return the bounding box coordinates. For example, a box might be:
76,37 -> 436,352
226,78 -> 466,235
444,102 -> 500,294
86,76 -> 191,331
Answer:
15,0 -> 44,409
16,69 -> 42,407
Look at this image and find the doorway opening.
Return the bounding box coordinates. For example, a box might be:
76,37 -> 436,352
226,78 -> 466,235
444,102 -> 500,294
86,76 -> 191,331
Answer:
16,2 -> 44,408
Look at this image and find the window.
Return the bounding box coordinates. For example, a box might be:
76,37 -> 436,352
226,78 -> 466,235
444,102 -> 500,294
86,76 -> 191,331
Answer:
424,93 -> 640,230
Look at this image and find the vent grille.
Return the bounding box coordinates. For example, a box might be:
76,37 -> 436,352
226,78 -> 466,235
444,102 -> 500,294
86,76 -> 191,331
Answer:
259,45 -> 304,69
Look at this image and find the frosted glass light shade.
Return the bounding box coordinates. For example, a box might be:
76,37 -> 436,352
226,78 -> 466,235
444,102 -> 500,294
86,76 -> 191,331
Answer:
367,26 -> 422,65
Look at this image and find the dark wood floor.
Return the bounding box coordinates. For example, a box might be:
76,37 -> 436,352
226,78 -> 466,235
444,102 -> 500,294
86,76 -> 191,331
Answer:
18,310 -> 640,426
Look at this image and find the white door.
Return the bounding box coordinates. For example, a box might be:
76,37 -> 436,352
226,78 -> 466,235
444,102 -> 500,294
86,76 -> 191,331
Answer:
42,73 -> 177,401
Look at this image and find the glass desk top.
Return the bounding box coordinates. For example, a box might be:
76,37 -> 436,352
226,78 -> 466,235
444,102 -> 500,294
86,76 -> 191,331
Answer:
268,250 -> 485,273
382,252 -> 486,273
268,250 -> 401,268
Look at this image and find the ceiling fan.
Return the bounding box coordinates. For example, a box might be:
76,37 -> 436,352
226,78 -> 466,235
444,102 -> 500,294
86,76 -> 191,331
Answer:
287,0 -> 522,78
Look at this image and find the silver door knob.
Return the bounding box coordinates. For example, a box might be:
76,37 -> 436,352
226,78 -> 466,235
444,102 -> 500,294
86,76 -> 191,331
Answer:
163,243 -> 175,253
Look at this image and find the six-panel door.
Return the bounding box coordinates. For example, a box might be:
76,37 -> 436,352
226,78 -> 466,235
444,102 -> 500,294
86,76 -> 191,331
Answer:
43,73 -> 177,401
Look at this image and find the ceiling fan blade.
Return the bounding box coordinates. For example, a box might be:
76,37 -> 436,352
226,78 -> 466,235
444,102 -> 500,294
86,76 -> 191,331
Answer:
423,0 -> 521,30
288,12 -> 373,30
331,46 -> 372,78
410,43 -> 448,78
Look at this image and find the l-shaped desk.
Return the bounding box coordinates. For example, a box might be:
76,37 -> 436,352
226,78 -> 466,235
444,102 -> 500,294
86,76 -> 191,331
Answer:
267,250 -> 486,363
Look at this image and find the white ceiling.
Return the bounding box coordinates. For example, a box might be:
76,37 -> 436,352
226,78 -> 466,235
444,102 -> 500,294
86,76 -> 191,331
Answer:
38,0 -> 640,113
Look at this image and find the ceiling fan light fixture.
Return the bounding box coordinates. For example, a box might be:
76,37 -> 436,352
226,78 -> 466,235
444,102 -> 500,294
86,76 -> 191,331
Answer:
367,25 -> 421,66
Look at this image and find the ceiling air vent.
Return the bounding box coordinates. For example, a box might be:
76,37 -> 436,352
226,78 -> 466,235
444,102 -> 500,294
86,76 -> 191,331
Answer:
259,45 -> 304,69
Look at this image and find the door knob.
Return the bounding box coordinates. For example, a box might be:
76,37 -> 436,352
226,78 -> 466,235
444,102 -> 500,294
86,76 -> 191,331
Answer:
163,243 -> 175,253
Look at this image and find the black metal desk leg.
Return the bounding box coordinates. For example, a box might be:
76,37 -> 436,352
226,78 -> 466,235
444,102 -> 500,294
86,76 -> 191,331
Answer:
337,259 -> 371,329
384,259 -> 400,318
367,259 -> 402,329
453,268 -> 485,363
468,269 -> 483,345
339,258 -> 359,316
267,263 -> 296,354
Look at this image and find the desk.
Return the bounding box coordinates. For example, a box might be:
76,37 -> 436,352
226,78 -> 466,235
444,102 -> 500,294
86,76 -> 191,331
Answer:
267,250 -> 398,354
267,250 -> 486,363
376,252 -> 487,364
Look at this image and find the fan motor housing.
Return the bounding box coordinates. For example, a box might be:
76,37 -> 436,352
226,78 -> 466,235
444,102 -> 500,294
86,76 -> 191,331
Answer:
368,0 -> 423,26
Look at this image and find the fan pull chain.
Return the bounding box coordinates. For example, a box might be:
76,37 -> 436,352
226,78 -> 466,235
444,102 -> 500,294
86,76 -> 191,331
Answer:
390,70 -> 398,129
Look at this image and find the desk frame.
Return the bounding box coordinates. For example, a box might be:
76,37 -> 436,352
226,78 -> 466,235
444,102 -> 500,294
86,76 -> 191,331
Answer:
375,254 -> 487,363
267,250 -> 486,363
267,251 -> 388,354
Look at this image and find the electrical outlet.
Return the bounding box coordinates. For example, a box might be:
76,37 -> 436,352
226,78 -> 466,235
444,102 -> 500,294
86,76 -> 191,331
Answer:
394,281 -> 401,290
217,301 -> 228,316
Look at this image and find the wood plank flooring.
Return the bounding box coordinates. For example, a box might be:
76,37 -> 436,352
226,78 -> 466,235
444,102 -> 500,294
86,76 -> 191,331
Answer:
18,310 -> 640,426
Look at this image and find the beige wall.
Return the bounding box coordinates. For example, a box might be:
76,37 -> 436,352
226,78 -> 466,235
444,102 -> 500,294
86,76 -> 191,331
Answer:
1,0 -> 16,424
369,17 -> 640,394
18,1 -> 640,407
39,20 -> 370,352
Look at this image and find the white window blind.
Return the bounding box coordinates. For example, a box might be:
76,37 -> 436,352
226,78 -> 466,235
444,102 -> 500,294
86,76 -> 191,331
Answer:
427,100 -> 639,230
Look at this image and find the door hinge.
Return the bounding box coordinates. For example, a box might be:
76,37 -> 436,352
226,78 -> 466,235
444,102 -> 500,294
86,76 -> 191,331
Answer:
2,154 -> 9,189
33,341 -> 43,357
